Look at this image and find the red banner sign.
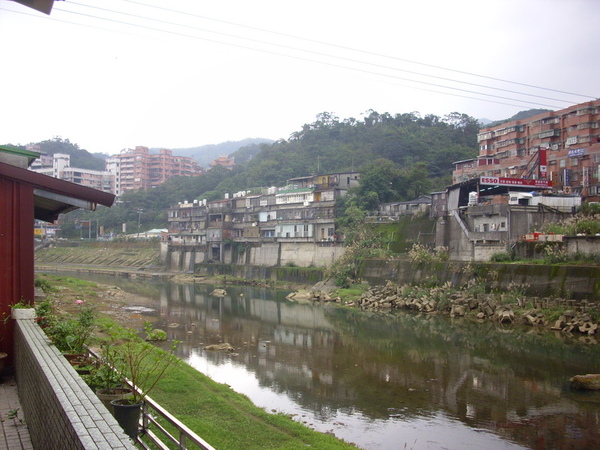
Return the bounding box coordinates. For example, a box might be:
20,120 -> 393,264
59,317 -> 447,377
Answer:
479,176 -> 552,188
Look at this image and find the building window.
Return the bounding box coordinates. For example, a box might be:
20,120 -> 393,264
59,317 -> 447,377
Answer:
570,158 -> 578,167
559,159 -> 566,168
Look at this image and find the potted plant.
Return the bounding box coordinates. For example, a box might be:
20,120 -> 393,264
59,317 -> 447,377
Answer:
110,323 -> 180,440
86,344 -> 133,414
35,299 -> 54,329
10,300 -> 36,320
45,302 -> 97,364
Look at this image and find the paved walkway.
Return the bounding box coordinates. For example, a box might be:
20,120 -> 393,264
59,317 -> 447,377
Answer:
0,376 -> 33,450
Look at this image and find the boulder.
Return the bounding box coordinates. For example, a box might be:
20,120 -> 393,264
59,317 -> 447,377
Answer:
204,343 -> 235,352
570,374 -> 600,390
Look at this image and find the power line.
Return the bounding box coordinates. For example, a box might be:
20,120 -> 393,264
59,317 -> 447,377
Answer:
119,0 -> 596,100
46,4 -> 561,109
67,1 -> 578,106
1,3 -> 591,111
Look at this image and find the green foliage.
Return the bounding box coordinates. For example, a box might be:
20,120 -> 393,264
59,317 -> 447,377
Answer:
326,222 -> 389,287
46,304 -> 97,353
490,251 -> 514,262
407,243 -> 449,265
539,203 -> 600,238
579,201 -> 600,216
84,344 -> 125,392
110,323 -> 180,404
575,219 -> 600,235
37,137 -> 106,171
52,110 -> 479,237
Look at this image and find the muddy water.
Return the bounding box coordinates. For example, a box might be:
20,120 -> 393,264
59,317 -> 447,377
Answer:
56,273 -> 600,449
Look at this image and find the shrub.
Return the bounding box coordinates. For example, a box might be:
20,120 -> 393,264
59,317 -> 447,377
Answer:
490,251 -> 513,262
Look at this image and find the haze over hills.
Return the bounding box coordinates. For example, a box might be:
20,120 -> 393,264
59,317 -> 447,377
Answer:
169,138 -> 274,166
6,109 -> 546,176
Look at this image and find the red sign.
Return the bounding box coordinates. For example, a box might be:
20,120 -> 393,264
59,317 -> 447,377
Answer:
539,148 -> 547,178
479,176 -> 552,188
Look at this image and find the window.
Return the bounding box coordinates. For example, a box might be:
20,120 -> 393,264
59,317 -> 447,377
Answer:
559,159 -> 566,168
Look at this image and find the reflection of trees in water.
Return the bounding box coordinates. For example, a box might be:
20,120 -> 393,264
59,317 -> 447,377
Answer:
148,280 -> 600,450
325,309 -> 600,448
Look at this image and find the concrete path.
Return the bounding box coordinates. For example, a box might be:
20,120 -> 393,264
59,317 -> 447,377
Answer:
0,376 -> 33,449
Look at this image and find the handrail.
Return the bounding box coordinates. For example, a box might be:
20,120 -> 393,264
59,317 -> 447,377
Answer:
89,348 -> 214,449
138,394 -> 215,450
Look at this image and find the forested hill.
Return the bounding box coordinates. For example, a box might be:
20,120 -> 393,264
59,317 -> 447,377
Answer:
235,111 -> 480,191
51,110 -> 483,236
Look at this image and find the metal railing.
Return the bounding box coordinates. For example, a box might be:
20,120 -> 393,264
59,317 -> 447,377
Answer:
89,349 -> 214,449
137,395 -> 214,450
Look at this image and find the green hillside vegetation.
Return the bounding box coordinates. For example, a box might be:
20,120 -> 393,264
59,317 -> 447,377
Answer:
37,137 -> 107,171
55,110 -> 482,237
170,138 -> 274,166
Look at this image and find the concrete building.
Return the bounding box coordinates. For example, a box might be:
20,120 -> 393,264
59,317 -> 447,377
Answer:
29,150 -> 115,194
107,146 -> 202,196
453,99 -> 600,202
164,172 -> 359,268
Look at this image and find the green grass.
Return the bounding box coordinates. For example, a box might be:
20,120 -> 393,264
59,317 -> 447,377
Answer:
148,364 -> 356,449
332,284 -> 370,303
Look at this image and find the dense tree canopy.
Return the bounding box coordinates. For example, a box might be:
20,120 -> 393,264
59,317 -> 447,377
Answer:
41,110 -> 481,237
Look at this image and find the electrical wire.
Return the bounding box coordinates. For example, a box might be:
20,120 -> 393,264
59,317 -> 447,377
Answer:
118,0 -> 596,100
1,1 -> 595,112
65,1 -> 580,106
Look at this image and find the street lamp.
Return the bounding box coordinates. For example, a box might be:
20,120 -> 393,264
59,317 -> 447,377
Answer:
136,208 -> 143,239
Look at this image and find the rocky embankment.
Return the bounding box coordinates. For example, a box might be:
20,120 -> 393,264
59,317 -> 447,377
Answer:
289,280 -> 599,344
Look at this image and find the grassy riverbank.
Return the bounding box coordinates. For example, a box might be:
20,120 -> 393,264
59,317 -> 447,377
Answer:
35,274 -> 357,449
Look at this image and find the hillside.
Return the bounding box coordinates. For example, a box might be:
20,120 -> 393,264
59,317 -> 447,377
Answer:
55,109 -> 483,238
170,138 -> 274,166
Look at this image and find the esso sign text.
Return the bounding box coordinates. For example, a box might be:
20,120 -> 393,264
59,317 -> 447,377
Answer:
480,177 -> 499,184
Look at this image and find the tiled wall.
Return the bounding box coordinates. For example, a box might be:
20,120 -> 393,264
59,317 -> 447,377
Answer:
13,319 -> 134,449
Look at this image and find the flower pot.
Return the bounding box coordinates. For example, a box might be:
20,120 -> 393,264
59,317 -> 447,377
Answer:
97,388 -> 133,414
111,399 -> 142,440
11,308 -> 36,320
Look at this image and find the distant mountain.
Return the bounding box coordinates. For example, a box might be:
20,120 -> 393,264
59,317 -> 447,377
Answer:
483,109 -> 552,128
168,138 -> 275,167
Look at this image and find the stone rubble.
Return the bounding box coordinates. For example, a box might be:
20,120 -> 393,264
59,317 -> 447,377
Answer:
290,280 -> 599,340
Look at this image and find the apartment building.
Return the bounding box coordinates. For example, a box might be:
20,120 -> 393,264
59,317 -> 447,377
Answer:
166,172 -> 360,262
107,146 -> 202,196
453,99 -> 600,201
29,150 -> 115,194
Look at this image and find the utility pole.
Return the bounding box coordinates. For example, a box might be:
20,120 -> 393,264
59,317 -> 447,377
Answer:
136,208 -> 143,239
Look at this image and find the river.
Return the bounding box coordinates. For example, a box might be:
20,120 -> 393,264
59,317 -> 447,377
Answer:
50,272 -> 600,449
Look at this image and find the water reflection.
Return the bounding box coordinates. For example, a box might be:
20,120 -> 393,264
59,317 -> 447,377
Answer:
51,273 -> 600,449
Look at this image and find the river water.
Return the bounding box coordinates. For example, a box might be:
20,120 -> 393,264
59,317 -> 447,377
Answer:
52,273 -> 600,449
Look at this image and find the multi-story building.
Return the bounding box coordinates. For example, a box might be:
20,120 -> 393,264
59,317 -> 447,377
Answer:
29,150 -> 115,194
166,172 -> 360,264
107,146 -> 202,196
453,99 -> 600,201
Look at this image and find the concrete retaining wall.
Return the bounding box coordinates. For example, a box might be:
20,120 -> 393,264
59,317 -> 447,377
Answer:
14,319 -> 134,449
359,258 -> 600,300
164,242 -> 345,270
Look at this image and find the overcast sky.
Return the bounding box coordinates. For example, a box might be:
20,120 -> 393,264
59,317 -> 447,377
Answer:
1,0 -> 598,155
